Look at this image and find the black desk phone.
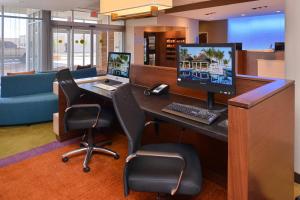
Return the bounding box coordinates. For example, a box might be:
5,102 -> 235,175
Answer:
144,83 -> 169,96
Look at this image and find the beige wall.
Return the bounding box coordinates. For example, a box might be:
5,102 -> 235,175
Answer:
125,13 -> 199,64
199,20 -> 228,43
157,14 -> 199,43
125,17 -> 158,64
286,0 -> 299,175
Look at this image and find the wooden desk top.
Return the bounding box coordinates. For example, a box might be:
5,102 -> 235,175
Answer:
79,82 -> 228,142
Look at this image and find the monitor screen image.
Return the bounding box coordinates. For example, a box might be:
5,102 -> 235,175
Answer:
177,44 -> 236,95
107,52 -> 131,78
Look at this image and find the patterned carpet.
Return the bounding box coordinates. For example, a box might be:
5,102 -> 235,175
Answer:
0,123 -> 299,199
0,122 -> 56,159
0,133 -> 226,200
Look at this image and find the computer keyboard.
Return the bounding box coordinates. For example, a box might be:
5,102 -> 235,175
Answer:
94,83 -> 117,91
162,102 -> 220,125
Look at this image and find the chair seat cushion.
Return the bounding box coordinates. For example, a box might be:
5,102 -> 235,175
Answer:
66,107 -> 114,130
128,143 -> 202,195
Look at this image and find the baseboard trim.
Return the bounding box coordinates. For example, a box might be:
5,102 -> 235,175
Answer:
295,172 -> 300,183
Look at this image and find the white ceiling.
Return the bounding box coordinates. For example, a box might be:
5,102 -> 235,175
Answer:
0,0 -> 99,11
168,0 -> 285,21
0,0 -> 285,20
0,0 -> 200,11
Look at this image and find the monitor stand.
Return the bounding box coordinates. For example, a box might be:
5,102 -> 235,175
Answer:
206,92 -> 228,112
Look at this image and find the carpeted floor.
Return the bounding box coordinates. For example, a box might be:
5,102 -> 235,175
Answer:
0,133 -> 227,200
0,123 -> 56,159
0,123 -> 299,199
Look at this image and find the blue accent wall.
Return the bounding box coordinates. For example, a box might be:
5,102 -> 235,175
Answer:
228,14 -> 285,50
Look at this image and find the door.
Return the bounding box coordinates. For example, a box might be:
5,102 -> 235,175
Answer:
73,29 -> 92,67
52,28 -> 71,69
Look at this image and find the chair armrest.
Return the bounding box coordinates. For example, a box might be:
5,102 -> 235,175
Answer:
125,150 -> 186,196
80,93 -> 86,98
65,104 -> 101,128
144,121 -> 160,127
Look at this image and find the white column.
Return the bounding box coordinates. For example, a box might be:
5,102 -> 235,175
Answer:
286,0 -> 300,174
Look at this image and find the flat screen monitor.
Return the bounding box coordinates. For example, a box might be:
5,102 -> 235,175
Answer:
107,52 -> 131,82
235,43 -> 243,50
275,42 -> 285,51
177,43 -> 236,97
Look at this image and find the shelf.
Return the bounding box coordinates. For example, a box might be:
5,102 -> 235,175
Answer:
165,37 -> 186,63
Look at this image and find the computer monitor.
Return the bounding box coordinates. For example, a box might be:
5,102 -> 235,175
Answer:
235,43 -> 243,50
177,43 -> 236,109
107,52 -> 131,83
275,42 -> 285,51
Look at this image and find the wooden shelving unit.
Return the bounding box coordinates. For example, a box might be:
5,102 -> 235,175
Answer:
165,38 -> 185,60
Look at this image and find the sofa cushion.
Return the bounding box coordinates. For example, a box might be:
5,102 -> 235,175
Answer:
1,72 -> 56,97
0,93 -> 58,125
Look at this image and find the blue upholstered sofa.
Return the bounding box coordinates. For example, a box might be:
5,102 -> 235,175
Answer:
0,68 -> 97,126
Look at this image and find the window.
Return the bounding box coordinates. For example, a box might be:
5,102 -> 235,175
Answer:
52,28 -> 70,69
51,10 -> 125,71
52,26 -> 124,71
3,41 -> 17,48
0,7 -> 42,76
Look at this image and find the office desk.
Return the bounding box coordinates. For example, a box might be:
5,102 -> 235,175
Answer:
79,83 -> 228,142
54,64 -> 294,200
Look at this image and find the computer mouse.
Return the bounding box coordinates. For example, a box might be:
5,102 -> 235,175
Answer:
225,119 -> 228,127
218,119 -> 228,128
104,79 -> 110,83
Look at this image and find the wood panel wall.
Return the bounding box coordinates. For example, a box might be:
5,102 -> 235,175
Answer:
228,84 -> 294,200
130,64 -> 272,104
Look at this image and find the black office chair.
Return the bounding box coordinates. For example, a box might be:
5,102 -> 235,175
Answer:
56,69 -> 119,172
112,84 -> 202,198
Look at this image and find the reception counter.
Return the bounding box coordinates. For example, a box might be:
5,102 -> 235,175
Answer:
236,50 -> 284,76
54,64 -> 294,200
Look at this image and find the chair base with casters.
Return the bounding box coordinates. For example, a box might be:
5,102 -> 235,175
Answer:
62,128 -> 119,172
56,68 -> 119,173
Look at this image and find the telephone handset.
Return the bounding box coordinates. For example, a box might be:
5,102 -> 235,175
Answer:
144,83 -> 169,96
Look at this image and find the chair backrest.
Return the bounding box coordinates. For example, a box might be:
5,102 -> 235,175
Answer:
56,69 -> 81,107
112,84 -> 145,154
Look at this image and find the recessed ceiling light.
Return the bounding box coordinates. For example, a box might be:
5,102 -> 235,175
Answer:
252,6 -> 268,10
276,10 -> 281,13
241,14 -> 246,17
205,12 -> 216,16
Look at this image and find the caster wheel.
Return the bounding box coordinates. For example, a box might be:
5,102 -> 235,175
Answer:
114,154 -> 120,160
62,157 -> 69,162
83,167 -> 90,173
